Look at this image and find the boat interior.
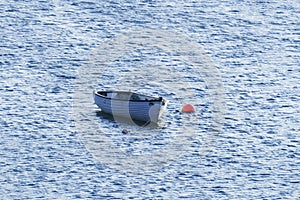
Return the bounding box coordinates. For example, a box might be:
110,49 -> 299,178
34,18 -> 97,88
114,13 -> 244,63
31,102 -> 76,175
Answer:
96,91 -> 162,101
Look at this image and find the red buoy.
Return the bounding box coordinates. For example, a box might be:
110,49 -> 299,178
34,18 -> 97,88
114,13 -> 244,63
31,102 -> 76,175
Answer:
182,104 -> 195,113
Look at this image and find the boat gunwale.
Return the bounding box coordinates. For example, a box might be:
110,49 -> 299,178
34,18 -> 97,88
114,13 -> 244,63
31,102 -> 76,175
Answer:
94,90 -> 165,103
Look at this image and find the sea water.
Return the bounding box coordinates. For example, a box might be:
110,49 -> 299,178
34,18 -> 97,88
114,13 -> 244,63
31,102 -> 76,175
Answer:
0,0 -> 299,199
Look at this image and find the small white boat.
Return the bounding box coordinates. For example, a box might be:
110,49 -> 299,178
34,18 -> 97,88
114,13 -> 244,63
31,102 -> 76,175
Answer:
93,90 -> 167,123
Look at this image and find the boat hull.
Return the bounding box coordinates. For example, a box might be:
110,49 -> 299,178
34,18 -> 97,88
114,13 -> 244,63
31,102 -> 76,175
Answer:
93,91 -> 167,123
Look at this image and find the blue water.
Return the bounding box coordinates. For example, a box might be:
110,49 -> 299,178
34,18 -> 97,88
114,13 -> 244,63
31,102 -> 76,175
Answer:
1,0 -> 299,199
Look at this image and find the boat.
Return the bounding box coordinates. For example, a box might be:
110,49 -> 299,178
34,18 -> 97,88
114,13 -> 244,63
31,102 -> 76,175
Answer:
93,90 -> 167,123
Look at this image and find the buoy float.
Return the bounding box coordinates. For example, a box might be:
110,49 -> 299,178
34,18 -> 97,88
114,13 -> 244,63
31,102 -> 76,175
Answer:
182,104 -> 195,113
122,129 -> 130,134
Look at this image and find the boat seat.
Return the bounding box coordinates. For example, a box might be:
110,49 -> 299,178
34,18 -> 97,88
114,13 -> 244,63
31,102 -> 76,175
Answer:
130,94 -> 141,101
